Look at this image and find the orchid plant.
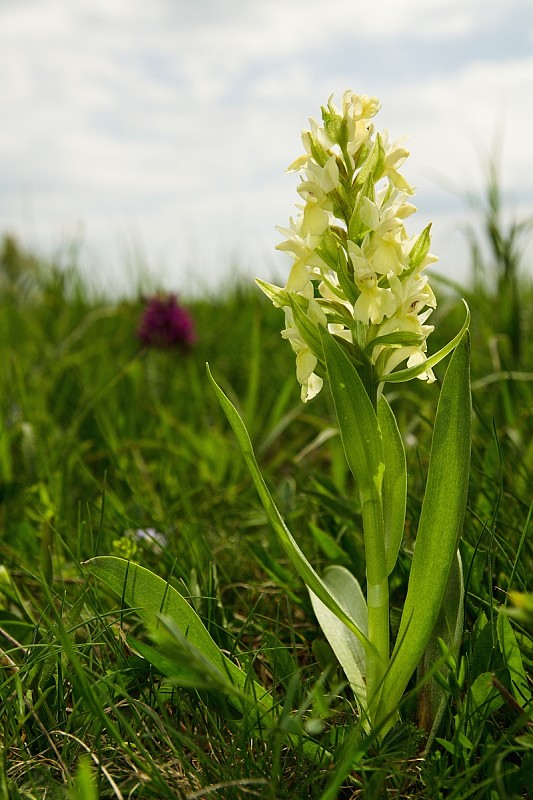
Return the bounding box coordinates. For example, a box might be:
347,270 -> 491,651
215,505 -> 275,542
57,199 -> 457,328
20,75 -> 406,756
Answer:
210,91 -> 471,733
86,91 -> 471,746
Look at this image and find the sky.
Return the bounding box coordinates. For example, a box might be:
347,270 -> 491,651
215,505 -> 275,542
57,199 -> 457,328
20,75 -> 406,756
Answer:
1,0 -> 533,297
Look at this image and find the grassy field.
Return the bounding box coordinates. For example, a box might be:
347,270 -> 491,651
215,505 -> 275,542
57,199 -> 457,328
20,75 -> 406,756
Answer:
0,229 -> 532,799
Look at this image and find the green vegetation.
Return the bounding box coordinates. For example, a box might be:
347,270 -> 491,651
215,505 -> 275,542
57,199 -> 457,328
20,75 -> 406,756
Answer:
0,227 -> 532,798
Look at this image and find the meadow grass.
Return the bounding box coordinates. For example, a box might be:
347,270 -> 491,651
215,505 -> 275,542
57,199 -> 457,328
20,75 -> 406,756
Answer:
0,234 -> 532,799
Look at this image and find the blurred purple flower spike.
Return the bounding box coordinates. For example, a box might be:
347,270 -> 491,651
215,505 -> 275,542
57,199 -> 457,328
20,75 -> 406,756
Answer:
137,294 -> 196,350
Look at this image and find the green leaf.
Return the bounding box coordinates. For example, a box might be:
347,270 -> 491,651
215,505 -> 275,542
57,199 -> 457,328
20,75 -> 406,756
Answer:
354,134 -> 385,190
321,102 -> 345,149
69,756 -> 98,800
127,635 -> 196,680
408,224 -> 432,271
469,672 -> 504,718
83,556 -> 272,713
308,566 -> 368,711
319,327 -> 390,703
309,523 -> 351,568
320,328 -> 384,497
497,612 -> 531,704
331,235 -> 360,306
286,294 -> 325,357
377,396 -> 406,575
469,615 -> 505,680
207,366 -> 374,654
364,331 -> 425,356
377,331 -> 471,723
152,616 -> 265,713
348,174 -> 374,241
255,279 -> 291,308
417,551 -> 464,748
247,540 -> 299,599
320,328 -> 386,585
316,226 -> 345,273
262,631 -> 300,691
126,632 -> 247,727
307,130 -> 330,168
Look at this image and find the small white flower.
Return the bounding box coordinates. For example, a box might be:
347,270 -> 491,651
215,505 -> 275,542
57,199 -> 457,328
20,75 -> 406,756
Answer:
387,272 -> 437,324
366,229 -> 409,276
353,270 -> 396,325
299,200 -> 331,237
341,90 -> 381,122
129,528 -> 168,553
380,132 -> 414,194
304,155 -> 339,195
407,350 -> 436,383
286,259 -> 312,293
281,308 -> 324,402
360,189 -> 416,233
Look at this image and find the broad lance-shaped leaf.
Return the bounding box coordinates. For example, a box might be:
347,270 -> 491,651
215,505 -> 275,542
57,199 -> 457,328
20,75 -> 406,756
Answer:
320,327 -> 384,498
320,327 -> 390,710
417,550 -> 464,750
377,396 -> 407,575
207,365 -> 375,655
309,566 -> 368,711
83,557 -> 272,712
376,331 -> 471,724
319,328 -> 387,588
85,558 -> 333,765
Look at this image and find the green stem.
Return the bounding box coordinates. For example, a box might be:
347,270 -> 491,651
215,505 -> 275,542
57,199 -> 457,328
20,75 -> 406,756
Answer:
360,488 -> 389,718
357,360 -> 389,719
366,578 -> 389,716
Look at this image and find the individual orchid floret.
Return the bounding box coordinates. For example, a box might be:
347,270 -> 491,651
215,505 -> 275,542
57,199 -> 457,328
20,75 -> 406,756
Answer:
281,307 -> 324,402
304,155 -> 340,195
353,269 -> 397,325
365,229 -> 409,276
341,90 -> 381,123
380,132 -> 414,194
359,188 -> 417,233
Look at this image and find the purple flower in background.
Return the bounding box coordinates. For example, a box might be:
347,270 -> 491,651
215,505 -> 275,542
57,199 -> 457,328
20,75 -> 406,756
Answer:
137,294 -> 196,350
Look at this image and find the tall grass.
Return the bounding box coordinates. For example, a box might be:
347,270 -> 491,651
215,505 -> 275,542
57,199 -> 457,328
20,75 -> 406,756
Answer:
0,225 -> 532,798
